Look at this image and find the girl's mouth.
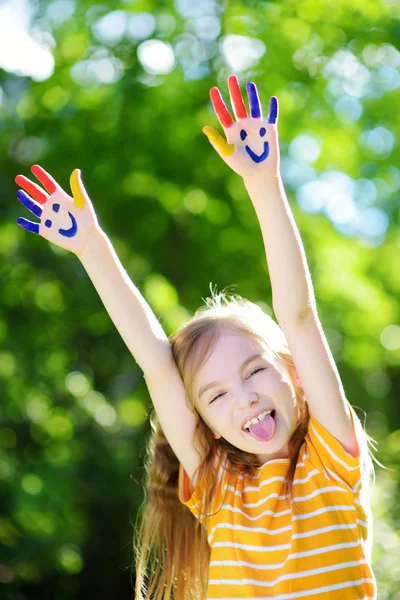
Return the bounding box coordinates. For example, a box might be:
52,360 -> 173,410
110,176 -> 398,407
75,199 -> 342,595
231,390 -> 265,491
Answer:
244,409 -> 276,442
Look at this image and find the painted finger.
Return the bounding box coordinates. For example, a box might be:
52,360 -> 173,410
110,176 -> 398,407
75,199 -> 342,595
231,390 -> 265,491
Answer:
202,126 -> 234,157
70,169 -> 89,209
17,217 -> 39,234
15,175 -> 48,205
267,96 -> 279,124
16,190 -> 43,218
31,164 -> 58,195
228,75 -> 247,120
246,82 -> 262,119
210,87 -> 234,129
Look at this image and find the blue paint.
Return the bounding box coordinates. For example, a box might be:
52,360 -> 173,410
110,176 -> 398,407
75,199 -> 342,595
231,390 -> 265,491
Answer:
240,129 -> 247,141
17,190 -> 43,218
246,82 -> 261,118
59,212 -> 78,238
268,97 -> 278,124
245,142 -> 269,163
16,193 -> 79,237
260,127 -> 266,137
17,217 -> 39,234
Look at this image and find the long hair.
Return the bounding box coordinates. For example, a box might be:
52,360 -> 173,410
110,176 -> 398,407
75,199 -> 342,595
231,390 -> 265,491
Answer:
132,286 -> 377,599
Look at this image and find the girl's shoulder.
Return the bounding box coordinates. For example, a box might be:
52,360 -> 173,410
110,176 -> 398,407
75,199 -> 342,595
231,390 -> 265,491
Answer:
305,406 -> 371,492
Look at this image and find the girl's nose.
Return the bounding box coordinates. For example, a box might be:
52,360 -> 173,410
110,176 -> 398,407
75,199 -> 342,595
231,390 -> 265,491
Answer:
235,388 -> 259,407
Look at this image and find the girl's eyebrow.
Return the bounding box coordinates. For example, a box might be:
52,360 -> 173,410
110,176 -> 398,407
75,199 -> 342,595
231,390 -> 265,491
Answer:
198,352 -> 267,399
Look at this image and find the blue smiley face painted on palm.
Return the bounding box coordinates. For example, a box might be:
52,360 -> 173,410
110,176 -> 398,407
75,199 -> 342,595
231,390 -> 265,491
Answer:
16,192 -> 79,237
239,126 -> 269,163
44,203 -> 78,238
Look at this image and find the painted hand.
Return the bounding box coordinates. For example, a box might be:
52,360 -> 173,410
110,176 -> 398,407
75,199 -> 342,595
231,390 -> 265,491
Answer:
15,165 -> 99,257
203,75 -> 280,181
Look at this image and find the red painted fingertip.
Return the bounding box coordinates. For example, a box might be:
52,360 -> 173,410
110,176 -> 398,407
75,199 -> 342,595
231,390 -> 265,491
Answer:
210,87 -> 234,128
228,75 -> 247,120
15,174 -> 47,204
31,164 -> 57,194
31,164 -> 41,175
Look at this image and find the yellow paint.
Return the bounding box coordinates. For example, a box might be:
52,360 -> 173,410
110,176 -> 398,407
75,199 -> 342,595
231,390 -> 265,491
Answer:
202,126 -> 234,157
70,169 -> 86,209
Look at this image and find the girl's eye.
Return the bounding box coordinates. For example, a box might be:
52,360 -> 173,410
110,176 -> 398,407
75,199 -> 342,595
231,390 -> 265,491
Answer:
249,367 -> 265,377
209,368 -> 266,403
210,392 -> 226,404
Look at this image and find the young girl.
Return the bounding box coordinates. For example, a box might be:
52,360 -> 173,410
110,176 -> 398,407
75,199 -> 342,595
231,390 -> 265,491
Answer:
15,76 -> 377,599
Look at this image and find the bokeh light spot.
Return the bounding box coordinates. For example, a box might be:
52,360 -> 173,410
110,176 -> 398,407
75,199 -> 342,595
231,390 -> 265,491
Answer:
221,35 -> 266,71
65,372 -> 91,396
57,544 -> 83,573
21,474 -> 43,495
138,40 -> 175,74
381,325 -> 400,351
119,398 -> 147,427
0,353 -> 16,377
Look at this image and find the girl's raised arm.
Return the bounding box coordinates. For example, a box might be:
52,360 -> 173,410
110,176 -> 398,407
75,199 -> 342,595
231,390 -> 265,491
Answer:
203,76 -> 359,458
15,165 -> 203,484
15,165 -> 170,375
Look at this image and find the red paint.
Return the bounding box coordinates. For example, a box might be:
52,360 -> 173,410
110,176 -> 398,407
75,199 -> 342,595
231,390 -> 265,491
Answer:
210,87 -> 234,128
228,75 -> 247,119
15,174 -> 47,205
31,164 -> 57,194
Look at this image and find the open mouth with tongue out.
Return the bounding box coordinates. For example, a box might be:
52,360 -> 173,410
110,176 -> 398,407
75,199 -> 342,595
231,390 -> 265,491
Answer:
243,410 -> 276,442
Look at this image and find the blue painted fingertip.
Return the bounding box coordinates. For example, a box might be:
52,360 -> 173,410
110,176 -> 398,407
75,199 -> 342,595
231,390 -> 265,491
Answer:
52,203 -> 60,212
268,96 -> 278,124
240,129 -> 247,141
17,217 -> 39,234
246,82 -> 261,119
260,127 -> 266,137
45,220 -> 52,228
16,190 -> 43,218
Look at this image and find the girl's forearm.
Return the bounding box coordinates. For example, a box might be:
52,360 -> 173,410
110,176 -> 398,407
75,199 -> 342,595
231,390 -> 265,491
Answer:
79,229 -> 173,377
243,175 -> 316,324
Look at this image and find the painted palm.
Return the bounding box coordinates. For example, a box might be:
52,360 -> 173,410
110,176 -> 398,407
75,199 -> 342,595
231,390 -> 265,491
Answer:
15,165 -> 99,256
203,75 -> 280,181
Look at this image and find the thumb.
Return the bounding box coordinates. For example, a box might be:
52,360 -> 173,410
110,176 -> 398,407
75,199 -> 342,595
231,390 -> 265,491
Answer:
70,169 -> 91,210
202,126 -> 234,159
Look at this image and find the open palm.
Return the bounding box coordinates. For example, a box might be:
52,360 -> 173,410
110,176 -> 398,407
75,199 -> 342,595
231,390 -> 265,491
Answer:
15,165 -> 99,257
203,75 -> 280,181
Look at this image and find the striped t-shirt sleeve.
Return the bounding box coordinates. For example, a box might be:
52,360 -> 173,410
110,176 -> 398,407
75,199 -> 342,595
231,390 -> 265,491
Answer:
306,403 -> 368,492
179,446 -> 227,520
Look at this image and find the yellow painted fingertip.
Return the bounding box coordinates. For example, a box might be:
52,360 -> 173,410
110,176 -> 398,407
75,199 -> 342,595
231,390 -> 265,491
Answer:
70,169 -> 86,209
202,126 -> 234,157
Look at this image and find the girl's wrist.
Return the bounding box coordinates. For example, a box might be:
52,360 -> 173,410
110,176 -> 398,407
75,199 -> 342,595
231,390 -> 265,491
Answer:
243,173 -> 283,195
78,227 -> 107,264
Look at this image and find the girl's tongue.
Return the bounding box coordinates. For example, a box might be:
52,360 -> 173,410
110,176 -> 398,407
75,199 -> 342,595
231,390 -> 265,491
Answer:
248,412 -> 276,442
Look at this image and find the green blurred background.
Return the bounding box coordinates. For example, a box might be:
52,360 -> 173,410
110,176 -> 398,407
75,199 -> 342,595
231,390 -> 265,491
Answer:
1,0 -> 400,597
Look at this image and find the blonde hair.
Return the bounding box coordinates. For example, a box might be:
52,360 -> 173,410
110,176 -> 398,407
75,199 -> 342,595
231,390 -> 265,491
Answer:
132,286 -> 377,599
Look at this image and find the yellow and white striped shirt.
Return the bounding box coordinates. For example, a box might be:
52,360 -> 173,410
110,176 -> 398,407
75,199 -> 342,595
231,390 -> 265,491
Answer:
179,405 -> 376,599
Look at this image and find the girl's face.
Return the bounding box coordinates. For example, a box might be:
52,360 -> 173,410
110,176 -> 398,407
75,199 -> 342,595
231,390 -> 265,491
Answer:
194,331 -> 300,464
